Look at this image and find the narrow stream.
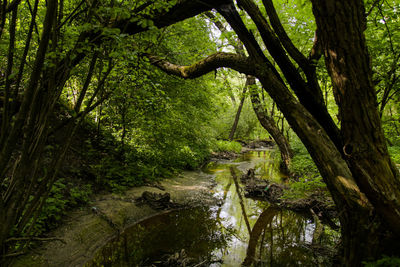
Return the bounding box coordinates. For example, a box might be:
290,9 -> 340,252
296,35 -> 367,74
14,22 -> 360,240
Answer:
86,150 -> 339,266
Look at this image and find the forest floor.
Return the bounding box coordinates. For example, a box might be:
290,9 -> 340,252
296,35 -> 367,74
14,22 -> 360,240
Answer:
11,170 -> 218,267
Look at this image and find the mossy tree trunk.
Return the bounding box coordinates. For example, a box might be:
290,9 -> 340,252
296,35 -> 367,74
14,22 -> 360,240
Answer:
247,76 -> 293,171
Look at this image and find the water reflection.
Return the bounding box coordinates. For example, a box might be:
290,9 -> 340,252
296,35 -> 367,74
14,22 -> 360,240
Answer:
85,207 -> 231,267
235,150 -> 285,183
86,151 -> 337,266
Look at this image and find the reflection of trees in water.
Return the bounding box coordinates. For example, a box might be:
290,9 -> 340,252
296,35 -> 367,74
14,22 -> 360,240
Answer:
251,150 -> 284,183
86,207 -> 230,266
87,152 -> 338,267
218,153 -> 333,266
243,206 -> 336,266
243,206 -> 278,266
223,163 -> 319,266
230,167 -> 252,234
240,208 -> 309,266
215,153 -> 335,266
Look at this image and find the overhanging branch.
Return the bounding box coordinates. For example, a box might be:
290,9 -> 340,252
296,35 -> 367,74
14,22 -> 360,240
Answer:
147,52 -> 255,78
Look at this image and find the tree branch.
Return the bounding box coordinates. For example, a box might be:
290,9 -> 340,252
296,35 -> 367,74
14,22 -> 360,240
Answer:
309,28 -> 322,63
54,0 -> 234,93
220,0 -> 341,150
147,52 -> 255,79
113,0 -> 233,35
5,0 -> 22,13
205,11 -> 244,56
262,0 -> 310,71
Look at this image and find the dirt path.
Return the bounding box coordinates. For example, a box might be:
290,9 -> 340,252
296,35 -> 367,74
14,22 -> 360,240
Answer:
12,171 -> 216,267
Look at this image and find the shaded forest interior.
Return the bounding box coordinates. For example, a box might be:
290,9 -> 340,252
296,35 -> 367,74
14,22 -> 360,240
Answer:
1,0 -> 400,266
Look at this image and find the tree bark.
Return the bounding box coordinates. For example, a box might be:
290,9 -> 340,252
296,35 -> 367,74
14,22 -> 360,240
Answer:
247,76 -> 293,171
0,0 -> 58,253
236,0 -> 342,150
228,81 -> 247,141
311,0 -> 400,237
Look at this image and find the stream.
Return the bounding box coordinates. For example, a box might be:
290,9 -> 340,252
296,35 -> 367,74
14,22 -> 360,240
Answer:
85,149 -> 339,266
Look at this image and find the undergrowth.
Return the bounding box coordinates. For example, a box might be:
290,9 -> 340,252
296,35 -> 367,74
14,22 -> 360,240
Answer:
213,140 -> 242,153
31,121 -> 216,235
31,179 -> 92,235
281,175 -> 326,200
284,139 -> 328,200
388,145 -> 400,164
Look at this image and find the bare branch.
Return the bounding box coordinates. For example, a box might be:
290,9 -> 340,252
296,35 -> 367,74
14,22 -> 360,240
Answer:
365,0 -> 382,17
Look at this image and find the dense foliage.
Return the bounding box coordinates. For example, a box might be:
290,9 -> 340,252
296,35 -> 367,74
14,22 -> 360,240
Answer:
1,0 -> 400,264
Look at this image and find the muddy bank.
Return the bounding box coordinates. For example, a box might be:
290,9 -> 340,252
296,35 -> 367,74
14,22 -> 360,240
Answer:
12,149 -> 339,267
11,171 -> 216,267
241,169 -> 338,229
11,149 -> 267,267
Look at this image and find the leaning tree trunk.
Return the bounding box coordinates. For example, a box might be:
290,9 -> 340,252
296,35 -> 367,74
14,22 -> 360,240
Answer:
247,76 -> 293,171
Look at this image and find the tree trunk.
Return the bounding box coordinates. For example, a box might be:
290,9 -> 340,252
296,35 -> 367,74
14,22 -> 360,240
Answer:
228,81 -> 247,140
217,3 -> 399,263
311,0 -> 400,237
247,76 -> 293,171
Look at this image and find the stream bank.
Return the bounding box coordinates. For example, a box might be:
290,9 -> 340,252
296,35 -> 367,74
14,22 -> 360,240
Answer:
11,171 -> 217,267
12,149 -> 339,266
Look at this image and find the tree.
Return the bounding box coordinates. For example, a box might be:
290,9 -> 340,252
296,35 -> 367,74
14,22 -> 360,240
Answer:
205,11 -> 293,168
1,0 -> 399,264
147,0 -> 400,264
247,76 -> 293,171
0,0 -> 230,261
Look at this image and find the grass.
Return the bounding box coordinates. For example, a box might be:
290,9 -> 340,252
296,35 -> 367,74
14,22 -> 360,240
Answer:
213,140 -> 242,153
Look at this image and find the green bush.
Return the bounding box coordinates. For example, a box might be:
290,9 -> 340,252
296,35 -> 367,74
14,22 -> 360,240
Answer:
388,145 -> 400,164
284,138 -> 326,200
31,179 -> 93,235
91,156 -> 147,193
282,175 -> 326,200
213,140 -> 242,153
290,140 -> 319,176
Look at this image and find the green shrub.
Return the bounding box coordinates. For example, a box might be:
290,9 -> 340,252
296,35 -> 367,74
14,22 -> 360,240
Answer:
31,179 -> 93,235
284,138 -> 327,200
213,140 -> 242,153
290,140 -> 319,176
91,156 -> 147,193
388,145 -> 400,164
282,175 -> 326,200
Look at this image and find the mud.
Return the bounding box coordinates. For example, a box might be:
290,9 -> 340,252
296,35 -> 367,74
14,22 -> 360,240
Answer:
11,171 -> 216,267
